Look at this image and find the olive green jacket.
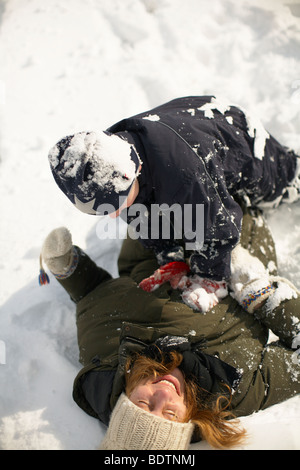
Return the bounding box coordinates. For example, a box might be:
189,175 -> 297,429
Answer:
67,210 -> 299,424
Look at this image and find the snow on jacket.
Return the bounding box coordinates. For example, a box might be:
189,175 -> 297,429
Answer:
107,96 -> 297,280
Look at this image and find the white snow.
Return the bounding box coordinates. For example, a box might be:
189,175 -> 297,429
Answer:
179,275 -> 228,313
142,114 -> 160,121
243,109 -> 270,160
0,0 -> 300,451
198,96 -> 232,119
199,96 -> 270,160
265,279 -> 298,314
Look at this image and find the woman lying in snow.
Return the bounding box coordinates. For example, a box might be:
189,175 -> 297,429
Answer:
39,209 -> 300,450
48,96 -> 300,311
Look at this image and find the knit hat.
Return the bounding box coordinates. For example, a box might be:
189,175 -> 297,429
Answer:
48,131 -> 141,215
98,393 -> 194,450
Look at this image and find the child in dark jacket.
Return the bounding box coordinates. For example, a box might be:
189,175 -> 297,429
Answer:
39,208 -> 300,450
48,96 -> 300,312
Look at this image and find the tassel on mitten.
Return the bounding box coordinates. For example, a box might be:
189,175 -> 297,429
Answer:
38,227 -> 78,285
38,254 -> 50,286
230,244 -> 275,313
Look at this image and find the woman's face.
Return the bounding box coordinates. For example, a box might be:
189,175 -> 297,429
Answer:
128,367 -> 187,422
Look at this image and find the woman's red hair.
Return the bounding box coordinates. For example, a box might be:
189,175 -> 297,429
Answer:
125,351 -> 247,449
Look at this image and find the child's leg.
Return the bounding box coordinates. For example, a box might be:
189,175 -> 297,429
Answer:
56,247 -> 112,303
259,139 -> 299,206
239,208 -> 278,271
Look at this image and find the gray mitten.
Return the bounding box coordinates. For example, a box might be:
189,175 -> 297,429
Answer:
39,227 -> 78,285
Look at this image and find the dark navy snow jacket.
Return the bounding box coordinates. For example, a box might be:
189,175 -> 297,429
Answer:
108,96 -> 297,280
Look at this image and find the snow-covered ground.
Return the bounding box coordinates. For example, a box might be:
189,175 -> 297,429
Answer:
0,0 -> 299,450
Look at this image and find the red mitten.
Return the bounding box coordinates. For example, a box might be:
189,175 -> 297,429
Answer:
139,262 -> 190,292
